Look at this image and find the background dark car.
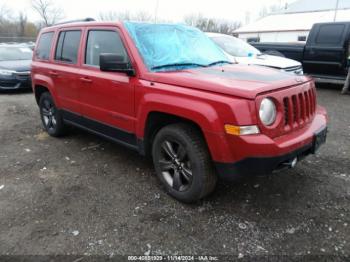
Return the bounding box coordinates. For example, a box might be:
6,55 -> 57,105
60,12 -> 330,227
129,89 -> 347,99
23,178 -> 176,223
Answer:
0,44 -> 33,91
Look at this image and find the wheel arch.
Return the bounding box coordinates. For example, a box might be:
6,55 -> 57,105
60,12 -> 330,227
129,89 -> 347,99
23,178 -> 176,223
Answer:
136,95 -> 231,162
141,111 -> 208,158
34,85 -> 50,105
32,74 -> 59,106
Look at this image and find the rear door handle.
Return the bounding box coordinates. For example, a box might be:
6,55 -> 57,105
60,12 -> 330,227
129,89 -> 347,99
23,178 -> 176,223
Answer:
80,77 -> 92,83
49,71 -> 59,77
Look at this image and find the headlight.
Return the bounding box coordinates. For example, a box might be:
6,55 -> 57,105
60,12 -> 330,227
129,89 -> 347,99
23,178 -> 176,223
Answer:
259,98 -> 276,126
0,69 -> 15,76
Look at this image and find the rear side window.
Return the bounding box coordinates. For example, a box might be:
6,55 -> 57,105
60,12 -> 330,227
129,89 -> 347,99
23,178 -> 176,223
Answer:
55,30 -> 81,64
316,24 -> 345,45
36,32 -> 54,60
85,30 -> 128,66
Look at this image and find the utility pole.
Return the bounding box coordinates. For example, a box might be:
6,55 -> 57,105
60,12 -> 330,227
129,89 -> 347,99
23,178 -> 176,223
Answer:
334,0 -> 340,22
154,0 -> 159,23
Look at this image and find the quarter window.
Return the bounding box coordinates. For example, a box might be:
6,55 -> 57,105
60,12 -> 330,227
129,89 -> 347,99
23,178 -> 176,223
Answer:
35,32 -> 54,60
316,24 -> 345,45
55,30 -> 81,64
85,30 -> 129,66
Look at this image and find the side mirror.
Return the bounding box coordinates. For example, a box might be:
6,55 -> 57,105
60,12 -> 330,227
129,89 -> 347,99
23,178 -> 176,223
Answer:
99,53 -> 135,76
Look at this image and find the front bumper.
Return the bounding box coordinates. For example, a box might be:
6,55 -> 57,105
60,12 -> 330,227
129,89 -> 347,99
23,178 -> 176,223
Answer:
214,108 -> 327,181
215,142 -> 315,181
0,74 -> 31,90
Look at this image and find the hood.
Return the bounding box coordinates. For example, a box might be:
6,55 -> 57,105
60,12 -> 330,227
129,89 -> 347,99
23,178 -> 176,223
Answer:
234,54 -> 301,70
0,60 -> 32,72
143,64 -> 310,99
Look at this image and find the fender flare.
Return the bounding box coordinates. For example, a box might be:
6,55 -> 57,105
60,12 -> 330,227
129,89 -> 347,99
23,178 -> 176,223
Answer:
135,93 -> 233,161
32,74 -> 60,107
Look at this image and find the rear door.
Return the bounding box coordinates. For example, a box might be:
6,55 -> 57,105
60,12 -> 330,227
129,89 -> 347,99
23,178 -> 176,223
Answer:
51,29 -> 82,113
78,26 -> 136,138
303,23 -> 349,76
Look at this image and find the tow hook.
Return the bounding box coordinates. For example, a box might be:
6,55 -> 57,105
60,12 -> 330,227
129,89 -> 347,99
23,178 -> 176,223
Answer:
283,157 -> 298,168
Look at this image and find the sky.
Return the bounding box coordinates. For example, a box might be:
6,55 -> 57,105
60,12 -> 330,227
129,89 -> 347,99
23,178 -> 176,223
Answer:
3,0 -> 297,24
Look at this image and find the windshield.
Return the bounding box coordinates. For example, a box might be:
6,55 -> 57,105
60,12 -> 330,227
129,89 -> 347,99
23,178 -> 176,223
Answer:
0,46 -> 33,61
124,22 -> 230,72
210,35 -> 261,57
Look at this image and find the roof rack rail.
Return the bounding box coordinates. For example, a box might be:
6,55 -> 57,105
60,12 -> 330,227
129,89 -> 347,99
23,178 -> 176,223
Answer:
53,18 -> 95,26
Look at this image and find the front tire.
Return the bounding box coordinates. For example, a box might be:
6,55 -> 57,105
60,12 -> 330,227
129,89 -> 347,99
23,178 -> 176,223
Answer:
39,92 -> 66,137
152,123 -> 217,203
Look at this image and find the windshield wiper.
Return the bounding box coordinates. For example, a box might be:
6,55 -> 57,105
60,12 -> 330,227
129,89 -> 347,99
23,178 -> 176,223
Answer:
206,60 -> 233,67
151,63 -> 206,70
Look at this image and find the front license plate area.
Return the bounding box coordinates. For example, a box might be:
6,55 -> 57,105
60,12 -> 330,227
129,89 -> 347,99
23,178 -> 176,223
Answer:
312,127 -> 327,154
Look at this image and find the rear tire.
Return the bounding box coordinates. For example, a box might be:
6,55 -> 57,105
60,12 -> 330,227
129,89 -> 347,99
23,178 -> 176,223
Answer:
152,123 -> 217,203
39,92 -> 66,137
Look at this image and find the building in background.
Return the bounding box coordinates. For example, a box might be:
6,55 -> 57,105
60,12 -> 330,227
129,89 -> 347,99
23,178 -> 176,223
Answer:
235,0 -> 350,43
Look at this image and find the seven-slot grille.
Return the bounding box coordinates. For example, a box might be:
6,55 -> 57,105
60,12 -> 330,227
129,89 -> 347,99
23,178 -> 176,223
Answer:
282,86 -> 316,129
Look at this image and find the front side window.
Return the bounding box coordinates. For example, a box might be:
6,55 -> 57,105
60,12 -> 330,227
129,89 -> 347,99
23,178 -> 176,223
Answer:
85,30 -> 129,67
55,30 -> 81,64
36,32 -> 54,60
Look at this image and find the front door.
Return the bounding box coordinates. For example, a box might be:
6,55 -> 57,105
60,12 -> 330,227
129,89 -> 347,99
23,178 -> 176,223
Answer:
78,27 -> 136,141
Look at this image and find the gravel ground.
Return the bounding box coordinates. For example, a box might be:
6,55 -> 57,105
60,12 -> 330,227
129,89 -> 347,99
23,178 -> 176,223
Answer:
0,86 -> 349,260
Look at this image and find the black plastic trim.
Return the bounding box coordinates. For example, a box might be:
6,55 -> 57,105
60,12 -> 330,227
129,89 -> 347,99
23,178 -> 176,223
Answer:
62,110 -> 139,151
215,144 -> 314,181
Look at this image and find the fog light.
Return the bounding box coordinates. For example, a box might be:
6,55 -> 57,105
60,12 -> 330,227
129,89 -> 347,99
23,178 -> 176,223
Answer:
225,125 -> 260,136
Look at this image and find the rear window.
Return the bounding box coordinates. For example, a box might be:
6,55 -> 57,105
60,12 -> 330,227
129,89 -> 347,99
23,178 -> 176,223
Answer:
55,30 -> 81,64
35,32 -> 54,60
316,24 -> 345,45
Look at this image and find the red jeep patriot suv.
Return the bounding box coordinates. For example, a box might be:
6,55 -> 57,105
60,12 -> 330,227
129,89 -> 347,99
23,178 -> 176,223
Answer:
31,19 -> 328,203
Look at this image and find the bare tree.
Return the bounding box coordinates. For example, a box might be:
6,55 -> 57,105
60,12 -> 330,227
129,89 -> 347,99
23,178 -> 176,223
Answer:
245,11 -> 251,25
134,11 -> 152,22
31,0 -> 64,27
184,13 -> 203,27
0,4 -> 11,23
99,10 -> 152,22
99,11 -> 131,21
258,2 -> 286,19
184,13 -> 241,35
18,12 -> 27,37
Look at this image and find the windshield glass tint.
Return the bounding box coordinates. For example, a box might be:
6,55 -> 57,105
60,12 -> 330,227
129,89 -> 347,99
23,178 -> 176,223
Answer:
0,46 -> 33,61
211,35 -> 260,57
125,22 -> 229,71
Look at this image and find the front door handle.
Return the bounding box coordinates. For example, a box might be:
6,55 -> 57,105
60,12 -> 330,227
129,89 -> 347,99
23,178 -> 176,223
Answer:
49,71 -> 59,77
80,77 -> 92,83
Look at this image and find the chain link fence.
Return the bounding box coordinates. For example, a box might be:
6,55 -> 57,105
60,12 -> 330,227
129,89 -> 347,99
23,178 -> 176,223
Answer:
0,36 -> 37,43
